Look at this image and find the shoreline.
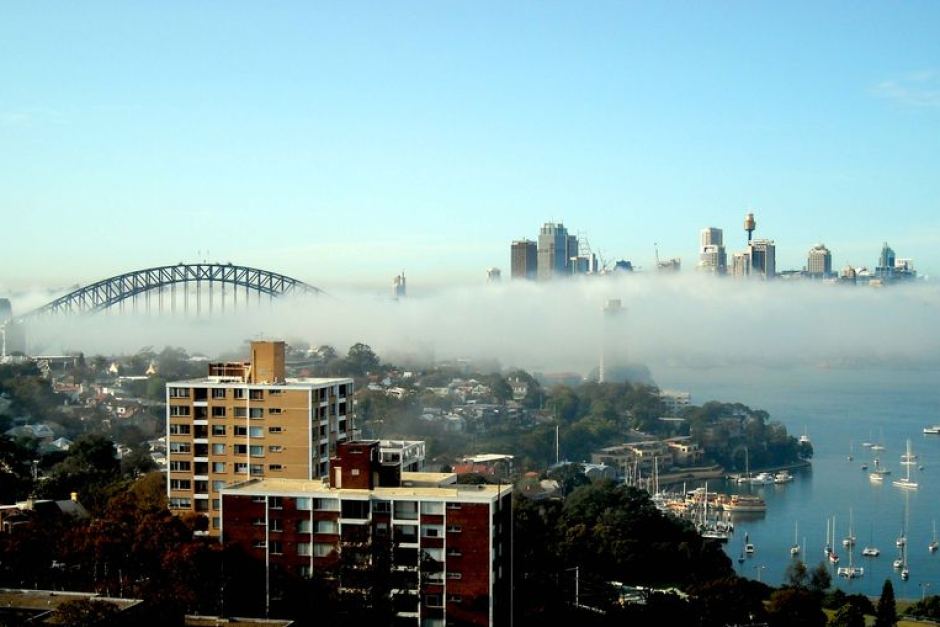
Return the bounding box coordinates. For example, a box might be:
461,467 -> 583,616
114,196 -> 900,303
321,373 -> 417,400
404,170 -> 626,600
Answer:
659,459 -> 812,487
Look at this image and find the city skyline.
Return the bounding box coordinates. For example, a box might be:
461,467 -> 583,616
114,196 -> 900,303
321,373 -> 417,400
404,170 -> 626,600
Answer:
2,2 -> 939,290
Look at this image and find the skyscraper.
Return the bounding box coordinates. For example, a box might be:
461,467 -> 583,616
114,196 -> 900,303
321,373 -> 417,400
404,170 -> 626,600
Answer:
698,227 -> 726,274
731,251 -> 751,278
749,239 -> 776,280
392,272 -> 407,299
806,244 -> 832,278
537,222 -> 570,280
510,240 -> 537,280
876,242 -> 896,280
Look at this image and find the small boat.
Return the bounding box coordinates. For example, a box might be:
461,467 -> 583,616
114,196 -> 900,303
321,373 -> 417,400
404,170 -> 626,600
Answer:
893,557 -> 904,569
725,494 -> 767,513
901,567 -> 909,580
745,542 -> 755,554
799,426 -> 811,446
828,516 -> 840,564
750,472 -> 774,485
861,463 -> 868,471
837,546 -> 864,579
774,470 -> 794,484
843,509 -> 857,548
862,546 -> 880,557
930,520 -> 938,554
924,425 -> 940,435
897,534 -> 906,548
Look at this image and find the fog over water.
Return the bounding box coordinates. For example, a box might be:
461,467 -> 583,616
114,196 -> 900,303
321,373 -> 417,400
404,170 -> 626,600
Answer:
10,274 -> 940,372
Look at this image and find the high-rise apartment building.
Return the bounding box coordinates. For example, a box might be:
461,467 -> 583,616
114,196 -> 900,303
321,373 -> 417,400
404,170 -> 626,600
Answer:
166,340 -> 354,535
510,240 -> 537,280
220,440 -> 512,626
537,223 -> 569,280
806,244 -> 832,278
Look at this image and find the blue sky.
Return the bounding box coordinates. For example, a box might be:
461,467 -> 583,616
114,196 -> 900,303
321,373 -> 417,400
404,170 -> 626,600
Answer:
2,2 -> 939,290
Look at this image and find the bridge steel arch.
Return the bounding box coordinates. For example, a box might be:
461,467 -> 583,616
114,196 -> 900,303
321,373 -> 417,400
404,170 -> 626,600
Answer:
20,263 -> 323,320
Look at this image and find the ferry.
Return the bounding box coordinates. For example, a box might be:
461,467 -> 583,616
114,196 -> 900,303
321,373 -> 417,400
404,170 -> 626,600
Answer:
724,494 -> 767,513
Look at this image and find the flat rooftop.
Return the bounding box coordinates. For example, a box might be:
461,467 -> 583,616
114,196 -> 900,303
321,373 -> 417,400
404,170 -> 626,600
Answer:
0,588 -> 142,612
221,474 -> 510,501
166,377 -> 352,387
185,616 -> 294,627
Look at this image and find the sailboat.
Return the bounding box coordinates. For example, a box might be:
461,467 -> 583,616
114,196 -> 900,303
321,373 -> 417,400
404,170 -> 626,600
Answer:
843,509 -> 856,547
799,426 -> 811,446
870,456 -> 890,482
901,440 -> 918,465
901,543 -> 910,580
744,531 -> 755,554
930,520 -> 938,554
824,518 -> 832,558
736,447 -> 751,484
837,544 -> 864,578
862,522 -> 880,557
892,440 -> 919,490
790,522 -> 801,556
828,516 -> 840,564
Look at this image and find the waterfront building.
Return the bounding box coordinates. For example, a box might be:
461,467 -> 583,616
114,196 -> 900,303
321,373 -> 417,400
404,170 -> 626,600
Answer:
659,389 -> 691,415
806,244 -> 832,279
537,222 -> 570,280
510,240 -> 537,280
165,340 -> 354,536
220,440 -> 513,626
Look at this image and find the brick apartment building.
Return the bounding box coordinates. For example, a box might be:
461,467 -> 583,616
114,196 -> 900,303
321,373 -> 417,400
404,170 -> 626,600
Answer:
220,440 -> 513,626
165,341 -> 353,535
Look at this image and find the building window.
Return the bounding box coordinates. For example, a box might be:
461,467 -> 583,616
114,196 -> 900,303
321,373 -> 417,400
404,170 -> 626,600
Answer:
269,497 -> 283,509
299,565 -> 312,579
234,445 -> 248,455
270,519 -> 282,532
316,520 -> 339,534
170,479 -> 191,490
211,388 -> 226,399
251,495 -> 266,503
421,525 -> 443,538
446,525 -> 462,533
234,407 -> 247,418
446,502 -> 462,510
297,542 -> 311,556
250,464 -> 263,476
235,463 -> 248,474
169,442 -> 191,454
424,594 -> 443,608
269,540 -> 283,554
169,461 -> 191,472
211,444 -> 225,455
249,407 -> 264,419
250,445 -> 264,457
249,390 -> 264,400
233,388 -> 245,399
373,500 -> 390,514
297,519 -> 312,533
235,426 -> 248,436
269,445 -> 284,453
211,480 -> 225,491
168,388 -> 190,398
447,572 -> 462,580
212,498 -> 220,510
169,424 -> 190,435
252,517 -> 266,526
253,540 -> 266,549
268,426 -> 283,433
268,464 -> 283,471
268,407 -> 282,414
295,497 -> 311,511
249,426 -> 263,438
314,498 -> 339,511
212,406 -> 226,418
211,424 -> 226,436
420,502 -> 444,515
394,501 -> 419,520
169,497 -> 192,509
212,517 -> 220,529
268,388 -> 282,396
341,500 -> 370,519
169,405 -> 191,417
313,543 -> 334,557
212,462 -> 226,473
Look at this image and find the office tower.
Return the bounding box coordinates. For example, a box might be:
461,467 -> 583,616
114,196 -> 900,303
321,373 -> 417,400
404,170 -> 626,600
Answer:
876,242 -> 896,281
806,244 -> 832,278
166,340 -> 354,535
749,239 -> 776,280
510,240 -> 537,280
698,227 -> 727,274
537,222 -> 569,280
486,267 -> 501,282
567,234 -> 579,267
220,440 -> 513,626
393,272 -> 407,299
731,251 -> 751,278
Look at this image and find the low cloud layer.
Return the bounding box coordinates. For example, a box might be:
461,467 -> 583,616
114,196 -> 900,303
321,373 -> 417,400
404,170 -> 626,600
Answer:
10,274 -> 940,373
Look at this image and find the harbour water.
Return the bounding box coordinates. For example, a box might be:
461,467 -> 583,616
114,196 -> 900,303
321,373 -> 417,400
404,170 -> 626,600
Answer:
655,365 -> 940,598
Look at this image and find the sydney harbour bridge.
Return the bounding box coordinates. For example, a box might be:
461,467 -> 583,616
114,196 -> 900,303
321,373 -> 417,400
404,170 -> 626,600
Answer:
1,262 -> 322,334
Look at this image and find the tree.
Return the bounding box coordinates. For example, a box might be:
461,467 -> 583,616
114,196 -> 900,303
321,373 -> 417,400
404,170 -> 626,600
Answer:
875,579 -> 897,627
785,560 -> 809,588
53,599 -> 120,626
808,561 -> 832,595
766,587 -> 827,627
829,603 -> 865,627
346,343 -> 380,376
